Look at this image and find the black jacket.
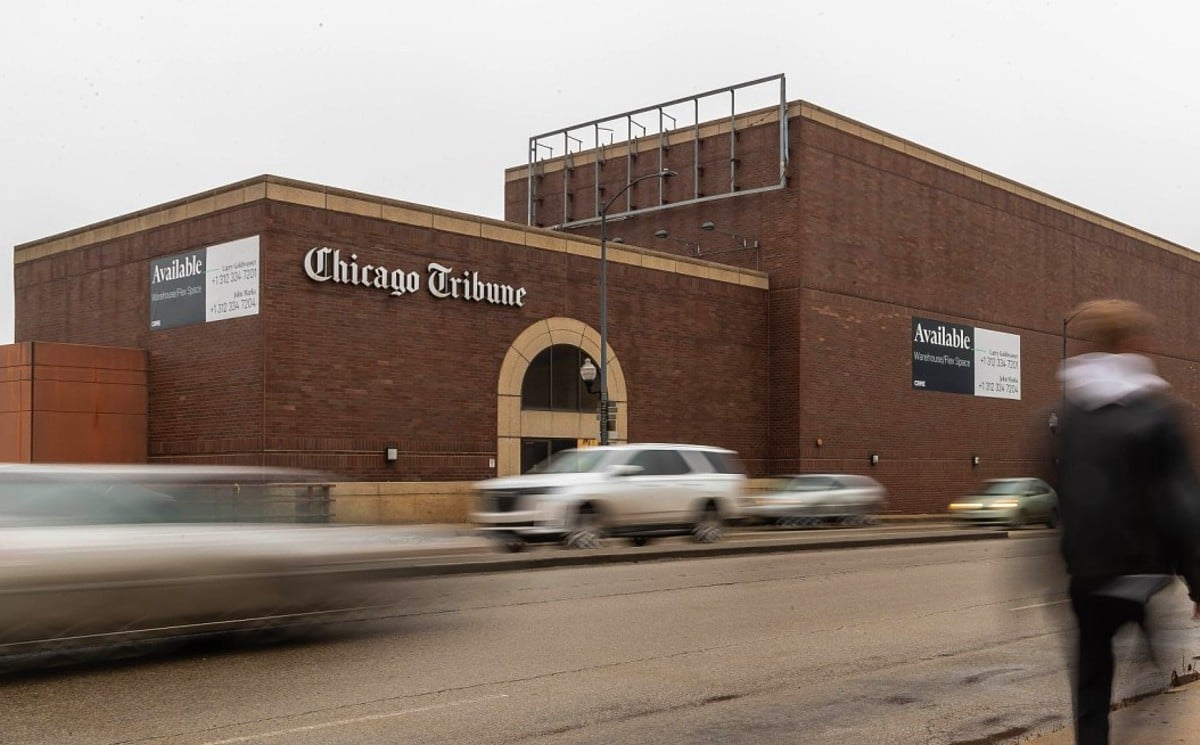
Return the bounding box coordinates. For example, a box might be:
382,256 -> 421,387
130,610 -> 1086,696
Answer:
1057,392 -> 1200,601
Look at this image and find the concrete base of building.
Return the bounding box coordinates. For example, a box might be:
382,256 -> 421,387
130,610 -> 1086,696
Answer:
330,481 -> 474,524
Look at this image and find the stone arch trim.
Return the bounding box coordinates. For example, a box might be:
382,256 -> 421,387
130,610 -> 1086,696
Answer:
496,317 -> 628,476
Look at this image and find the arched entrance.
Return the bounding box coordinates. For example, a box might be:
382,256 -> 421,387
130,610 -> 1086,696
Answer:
496,318 -> 629,475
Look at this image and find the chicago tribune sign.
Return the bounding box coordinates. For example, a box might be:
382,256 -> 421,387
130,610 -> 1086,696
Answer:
911,316 -> 1021,400
303,247 -> 527,307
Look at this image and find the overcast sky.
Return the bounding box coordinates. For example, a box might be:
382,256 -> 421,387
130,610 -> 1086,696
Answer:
4,1 -> 1198,344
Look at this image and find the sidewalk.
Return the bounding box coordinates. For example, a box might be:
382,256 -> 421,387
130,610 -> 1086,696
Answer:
1022,681 -> 1200,744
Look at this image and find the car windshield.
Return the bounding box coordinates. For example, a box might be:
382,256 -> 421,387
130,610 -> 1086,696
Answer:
527,449 -> 612,474
981,481 -> 1029,495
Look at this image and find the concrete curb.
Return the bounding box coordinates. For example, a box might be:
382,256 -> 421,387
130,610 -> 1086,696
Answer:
373,528 -> 1008,579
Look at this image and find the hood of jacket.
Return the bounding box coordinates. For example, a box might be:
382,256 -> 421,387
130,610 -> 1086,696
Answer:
1060,352 -> 1169,410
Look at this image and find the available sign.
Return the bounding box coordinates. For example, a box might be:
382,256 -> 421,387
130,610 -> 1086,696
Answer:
911,317 -> 1021,400
150,236 -> 260,330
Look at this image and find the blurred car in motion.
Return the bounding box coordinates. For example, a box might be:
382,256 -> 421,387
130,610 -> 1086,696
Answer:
471,444 -> 745,551
947,477 -> 1059,529
0,464 -> 480,656
741,474 -> 886,527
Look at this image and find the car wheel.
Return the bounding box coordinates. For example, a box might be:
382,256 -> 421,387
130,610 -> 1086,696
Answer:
692,503 -> 724,543
1045,508 -> 1059,530
502,537 -> 527,553
629,536 -> 652,547
1009,510 -> 1027,530
564,505 -> 605,549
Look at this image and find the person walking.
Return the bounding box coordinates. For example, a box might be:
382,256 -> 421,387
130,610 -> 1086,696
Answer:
1057,299 -> 1200,744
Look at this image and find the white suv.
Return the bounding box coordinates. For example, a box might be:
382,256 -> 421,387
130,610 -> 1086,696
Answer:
472,444 -> 745,551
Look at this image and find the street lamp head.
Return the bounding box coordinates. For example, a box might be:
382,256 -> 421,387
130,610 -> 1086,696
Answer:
600,169 -> 678,217
580,357 -> 597,383
579,357 -> 597,394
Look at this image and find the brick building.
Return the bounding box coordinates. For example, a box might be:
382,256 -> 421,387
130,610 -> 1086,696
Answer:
9,77 -> 1200,515
8,176 -> 768,486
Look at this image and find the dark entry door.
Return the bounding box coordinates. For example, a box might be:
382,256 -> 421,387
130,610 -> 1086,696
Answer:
520,438 -> 577,473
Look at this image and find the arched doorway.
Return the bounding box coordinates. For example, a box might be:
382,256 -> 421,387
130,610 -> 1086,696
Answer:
496,318 -> 629,475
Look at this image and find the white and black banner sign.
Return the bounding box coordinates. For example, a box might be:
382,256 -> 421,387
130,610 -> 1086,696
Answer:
150,236 -> 260,330
911,317 -> 1021,400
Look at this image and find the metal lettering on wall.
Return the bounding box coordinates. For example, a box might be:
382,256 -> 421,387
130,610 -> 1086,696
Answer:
911,317 -> 1021,400
150,236 -> 260,330
303,247 -> 527,307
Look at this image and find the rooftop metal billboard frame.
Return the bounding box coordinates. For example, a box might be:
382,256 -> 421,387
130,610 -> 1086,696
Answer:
526,74 -> 789,229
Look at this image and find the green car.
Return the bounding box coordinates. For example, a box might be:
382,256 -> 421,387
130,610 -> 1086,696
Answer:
948,478 -> 1058,529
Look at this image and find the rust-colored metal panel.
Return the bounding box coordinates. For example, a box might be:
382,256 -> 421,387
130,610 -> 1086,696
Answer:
0,343 -> 34,462
0,342 -> 32,367
0,379 -> 31,414
33,366 -> 148,387
0,413 -> 31,462
31,412 -> 147,463
31,380 -> 148,416
6,342 -> 151,464
30,342 -> 146,370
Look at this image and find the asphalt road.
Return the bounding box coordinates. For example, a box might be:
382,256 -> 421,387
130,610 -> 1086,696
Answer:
4,530 -> 1198,745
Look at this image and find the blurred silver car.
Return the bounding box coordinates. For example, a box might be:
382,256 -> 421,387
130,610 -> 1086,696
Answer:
741,474 -> 887,527
947,477 -> 1059,529
0,464 -> 480,655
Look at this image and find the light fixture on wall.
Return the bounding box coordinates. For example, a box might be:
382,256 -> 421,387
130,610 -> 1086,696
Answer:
385,447 -> 398,462
700,221 -> 763,269
653,229 -> 701,255
1048,411 -> 1058,434
700,221 -> 760,248
869,453 -> 879,466
972,455 -> 980,467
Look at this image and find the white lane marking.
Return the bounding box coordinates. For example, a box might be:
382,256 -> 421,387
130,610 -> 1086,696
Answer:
1010,599 -> 1070,611
196,694 -> 509,745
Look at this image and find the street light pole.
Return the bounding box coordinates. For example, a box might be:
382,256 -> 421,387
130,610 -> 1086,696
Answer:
1058,306 -> 1084,430
597,169 -> 676,445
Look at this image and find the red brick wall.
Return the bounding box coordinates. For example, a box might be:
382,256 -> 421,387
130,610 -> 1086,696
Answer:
14,198 -> 768,479
506,107 -> 1200,512
791,116 -> 1200,510
15,205 -> 268,466
258,202 -> 768,479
